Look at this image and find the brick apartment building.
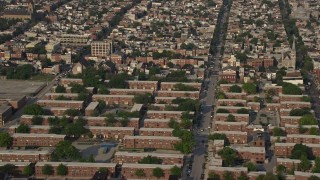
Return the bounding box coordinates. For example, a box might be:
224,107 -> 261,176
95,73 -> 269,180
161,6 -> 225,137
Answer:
217,131 -> 248,144
0,162 -> 31,174
275,143 -> 320,157
123,135 -> 181,150
37,100 -> 84,109
280,101 -> 311,109
139,128 -> 173,137
279,93 -> 304,102
109,88 -> 154,95
214,121 -> 247,132
157,90 -> 199,99
19,115 -> 72,125
294,171 -> 320,180
219,84 -> 242,92
45,93 -> 79,100
121,163 -> 177,180
9,125 -> 50,134
286,134 -> 320,144
84,126 -> 135,141
92,95 -> 134,106
276,158 -> 305,171
208,166 -> 248,180
217,99 -> 247,107
280,109 -> 293,116
0,149 -> 53,163
215,113 -> 249,122
12,133 -> 66,147
146,110 -> 193,119
155,97 -> 176,104
44,107 -> 70,116
127,81 -> 158,90
60,78 -> 83,86
85,102 -> 99,116
114,151 -> 184,165
82,116 -> 140,129
160,82 -> 202,91
224,92 -> 247,99
265,103 -> 280,111
247,102 -> 261,111
264,85 -> 282,95
216,106 -> 250,113
143,119 -> 176,128
233,146 -> 265,163
285,124 -> 318,135
35,162 -> 116,179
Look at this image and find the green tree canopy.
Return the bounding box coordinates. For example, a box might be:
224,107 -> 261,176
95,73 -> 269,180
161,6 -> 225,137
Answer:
299,154 -> 311,172
244,162 -> 257,171
229,85 -> 242,93
23,165 -> 34,176
218,147 -> 237,167
64,109 -> 82,117
173,83 -> 198,91
135,169 -> 146,177
138,155 -> 163,164
309,127 -> 319,135
237,108 -> 249,114
57,163 -> 68,176
55,85 -> 66,93
31,116 -> 44,125
209,172 -> 220,180
24,104 -> 44,115
242,83 -> 257,94
291,143 -> 314,160
42,164 -> 54,176
217,109 -> 230,113
0,164 -> 18,175
133,93 -> 153,104
70,83 -> 87,93
223,171 -> 234,180
290,108 -> 311,116
152,167 -> 164,179
272,127 -> 286,136
299,114 -> 318,125
52,141 -> 81,161
108,73 -> 129,88
170,165 -> 181,176
0,132 -> 13,147
16,123 -> 30,133
282,82 -> 302,95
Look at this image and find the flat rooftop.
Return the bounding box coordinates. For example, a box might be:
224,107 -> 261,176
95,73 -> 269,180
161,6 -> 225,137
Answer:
0,80 -> 45,96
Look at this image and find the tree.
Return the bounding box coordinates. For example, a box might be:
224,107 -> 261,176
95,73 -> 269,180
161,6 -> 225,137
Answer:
282,82 -> 302,95
272,127 -> 285,136
16,123 -> 30,133
105,113 -> 117,126
300,154 -> 311,172
173,83 -> 197,91
216,109 -> 230,113
244,162 -> 257,171
152,167 -> 164,179
170,165 -> 181,176
64,108 -> 82,117
70,83 -> 87,93
309,127 -> 319,135
313,157 -> 320,173
133,93 -> 152,104
290,108 -> 311,116
227,114 -> 236,122
31,115 -> 44,125
0,132 -> 12,147
238,173 -> 249,180
108,73 -> 129,88
167,62 -> 174,68
23,165 -> 34,176
119,117 -> 129,127
299,114 -> 318,125
55,85 -> 66,93
237,108 -> 249,114
138,155 -> 163,164
242,83 -> 256,94
229,85 -> 242,93
291,143 -> 314,160
88,154 -> 95,162
309,176 -> 320,180
42,164 -> 54,176
98,167 -> 108,173
57,163 -> 68,176
98,85 -> 110,94
218,147 -> 237,167
209,172 -> 220,180
135,169 -> 146,177
0,164 -> 18,175
276,165 -> 286,174
256,172 -> 278,180
53,141 -> 81,161
24,104 -> 44,115
223,171 -> 234,180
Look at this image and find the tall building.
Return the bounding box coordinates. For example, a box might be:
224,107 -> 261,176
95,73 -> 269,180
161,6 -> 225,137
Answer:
91,41 -> 113,58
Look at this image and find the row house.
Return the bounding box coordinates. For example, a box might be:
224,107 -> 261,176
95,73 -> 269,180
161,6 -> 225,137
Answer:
279,93 -> 304,102
264,85 -> 283,95
85,102 -> 99,116
44,107 -> 70,116
9,125 -> 50,134
276,158 -> 308,171
37,100 -> 84,109
286,134 -> 320,144
224,92 -> 247,99
280,101 -> 311,109
285,124 -> 318,135
280,116 -> 301,127
275,143 -> 320,157
214,121 -> 247,132
19,115 -> 72,125
127,81 -> 158,90
60,78 -> 83,86
143,119 -> 176,128
216,106 -> 250,114
215,113 -> 249,122
84,126 -> 135,141
220,67 -> 237,83
114,151 -> 184,165
217,99 -> 247,107
44,93 -> 79,100
149,104 -> 179,111
246,125 -> 264,134
92,95 -> 134,106
122,163 -> 177,180
280,109 -> 293,116
294,171 -> 320,180
265,103 -> 280,111
219,84 -> 242,92
248,172 -> 267,180
139,128 -> 173,137
208,166 -> 247,180
233,146 -> 265,163
12,133 -> 66,147
160,82 -> 202,91
109,88 -> 154,95
247,58 -> 273,69
219,131 -> 247,144
157,90 -> 199,99
146,110 -> 193,119
123,135 -> 181,150
247,102 -> 261,111
170,58 -> 199,67
65,87 -> 95,94
0,149 -> 52,163
155,97 -> 176,104
35,162 -> 116,179
0,162 -> 31,174
82,116 -> 140,129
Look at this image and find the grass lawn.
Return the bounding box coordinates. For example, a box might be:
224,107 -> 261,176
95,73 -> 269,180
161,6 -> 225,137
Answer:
30,73 -> 55,81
